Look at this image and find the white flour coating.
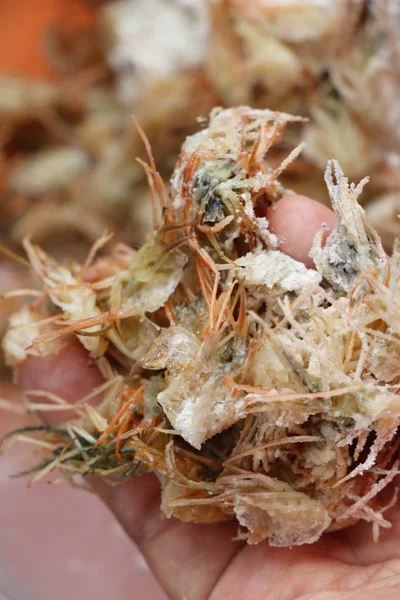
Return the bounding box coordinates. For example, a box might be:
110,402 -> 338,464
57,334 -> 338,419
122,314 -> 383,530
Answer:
254,0 -> 343,42
103,0 -> 208,103
235,250 -> 321,292
174,396 -> 196,441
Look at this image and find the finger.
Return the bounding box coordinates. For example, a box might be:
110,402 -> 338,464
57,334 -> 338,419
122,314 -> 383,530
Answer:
94,476 -> 241,600
266,194 -> 336,268
17,337 -> 104,424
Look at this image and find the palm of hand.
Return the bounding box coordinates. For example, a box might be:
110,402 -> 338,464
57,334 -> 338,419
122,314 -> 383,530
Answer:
93,473 -> 400,600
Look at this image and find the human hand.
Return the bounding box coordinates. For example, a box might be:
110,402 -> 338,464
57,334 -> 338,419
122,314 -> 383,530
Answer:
16,195 -> 400,600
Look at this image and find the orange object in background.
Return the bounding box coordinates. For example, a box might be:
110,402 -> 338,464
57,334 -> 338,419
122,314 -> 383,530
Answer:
0,0 -> 95,80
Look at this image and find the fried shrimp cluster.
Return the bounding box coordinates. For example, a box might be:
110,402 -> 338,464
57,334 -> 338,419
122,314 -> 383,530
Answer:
2,106 -> 400,547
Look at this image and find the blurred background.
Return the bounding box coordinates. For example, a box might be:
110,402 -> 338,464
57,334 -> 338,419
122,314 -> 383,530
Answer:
0,1 -> 399,598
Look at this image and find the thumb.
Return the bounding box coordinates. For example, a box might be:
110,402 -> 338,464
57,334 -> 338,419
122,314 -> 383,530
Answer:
17,337 -> 104,425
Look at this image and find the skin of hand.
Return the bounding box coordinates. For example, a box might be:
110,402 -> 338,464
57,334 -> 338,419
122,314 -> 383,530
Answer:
16,195 -> 400,600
